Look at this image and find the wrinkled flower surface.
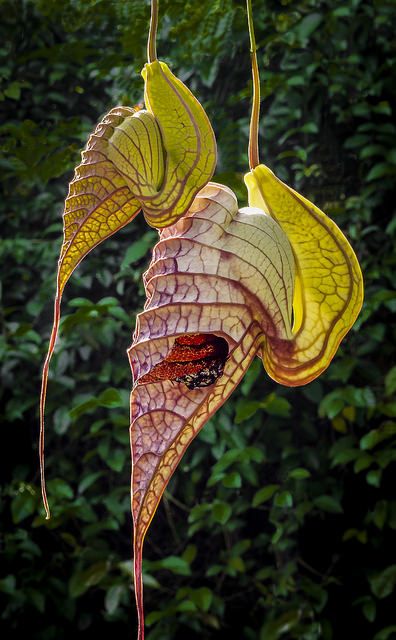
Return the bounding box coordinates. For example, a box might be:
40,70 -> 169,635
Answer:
59,60 -> 216,297
128,175 -> 362,636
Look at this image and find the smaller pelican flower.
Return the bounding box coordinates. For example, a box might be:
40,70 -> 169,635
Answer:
39,0 -> 216,518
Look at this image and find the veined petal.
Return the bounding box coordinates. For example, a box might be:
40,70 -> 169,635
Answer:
142,61 -> 217,228
59,107 -> 151,295
245,165 -> 364,386
95,108 -> 164,198
128,182 -> 295,637
130,325 -> 261,640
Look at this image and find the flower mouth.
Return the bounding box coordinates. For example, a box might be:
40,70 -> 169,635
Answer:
138,333 -> 229,389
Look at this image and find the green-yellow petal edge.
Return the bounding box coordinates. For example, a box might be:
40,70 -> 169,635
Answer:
245,164 -> 364,386
142,60 -> 217,227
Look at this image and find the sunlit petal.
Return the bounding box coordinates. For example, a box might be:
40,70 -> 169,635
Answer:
245,165 -> 364,386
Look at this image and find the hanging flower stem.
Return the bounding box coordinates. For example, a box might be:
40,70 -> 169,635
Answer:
246,0 -> 260,170
147,0 -> 158,63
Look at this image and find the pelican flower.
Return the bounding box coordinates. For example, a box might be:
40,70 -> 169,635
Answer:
129,174 -> 363,636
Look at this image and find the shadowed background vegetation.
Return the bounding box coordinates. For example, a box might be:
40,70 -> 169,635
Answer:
1,0 -> 396,638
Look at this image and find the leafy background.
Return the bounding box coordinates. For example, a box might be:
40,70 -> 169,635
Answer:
1,0 -> 396,638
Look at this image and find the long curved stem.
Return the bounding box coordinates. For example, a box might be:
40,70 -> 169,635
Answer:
147,0 -> 158,63
246,0 -> 260,170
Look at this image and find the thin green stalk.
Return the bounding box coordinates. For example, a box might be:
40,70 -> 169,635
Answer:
246,0 -> 260,170
147,0 -> 158,63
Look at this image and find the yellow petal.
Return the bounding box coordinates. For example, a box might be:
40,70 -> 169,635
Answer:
142,61 -> 217,227
245,165 -> 364,386
59,61 -> 217,295
97,107 -> 164,198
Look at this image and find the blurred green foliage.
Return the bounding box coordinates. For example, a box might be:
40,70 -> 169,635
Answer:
1,0 -> 396,638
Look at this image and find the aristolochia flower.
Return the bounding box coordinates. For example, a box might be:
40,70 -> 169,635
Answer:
40,57 -> 216,518
129,175 -> 363,636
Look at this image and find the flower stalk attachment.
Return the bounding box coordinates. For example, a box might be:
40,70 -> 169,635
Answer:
147,0 -> 158,63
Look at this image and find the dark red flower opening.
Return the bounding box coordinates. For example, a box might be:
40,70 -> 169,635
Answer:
138,333 -> 229,389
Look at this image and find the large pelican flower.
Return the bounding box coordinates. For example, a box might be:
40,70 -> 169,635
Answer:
129,174 -> 363,637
